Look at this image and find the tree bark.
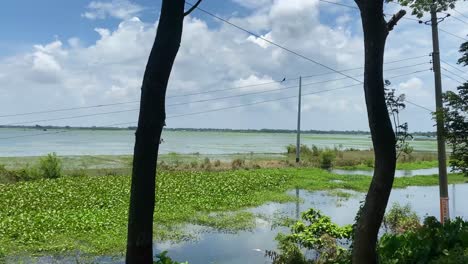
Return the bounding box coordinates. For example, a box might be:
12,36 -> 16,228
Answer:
352,1 -> 397,263
126,1 -> 185,263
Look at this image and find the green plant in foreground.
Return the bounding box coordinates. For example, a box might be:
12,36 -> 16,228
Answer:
0,167 -> 465,256
268,208 -> 352,264
154,251 -> 188,264
383,202 -> 420,234
39,153 -> 62,179
378,216 -> 468,264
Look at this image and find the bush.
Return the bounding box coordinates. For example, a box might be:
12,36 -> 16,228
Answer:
383,203 -> 420,234
378,217 -> 468,264
363,158 -> 374,168
231,159 -> 245,169
319,151 -> 336,169
268,208 -> 352,264
38,153 -> 62,179
190,161 -> 198,168
154,250 -> 188,264
214,160 -> 221,167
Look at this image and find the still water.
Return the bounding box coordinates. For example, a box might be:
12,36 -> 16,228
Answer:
0,128 -> 437,157
12,184 -> 468,264
331,167 -> 449,177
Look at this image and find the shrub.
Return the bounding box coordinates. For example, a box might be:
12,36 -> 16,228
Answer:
268,208 -> 352,264
38,153 -> 62,179
383,203 -> 420,234
312,145 -> 320,157
214,160 -> 221,167
154,251 -> 188,264
231,159 -> 245,169
378,217 -> 468,264
319,151 -> 336,169
190,161 -> 198,168
363,158 -> 374,168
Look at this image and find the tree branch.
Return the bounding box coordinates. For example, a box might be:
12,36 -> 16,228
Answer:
387,10 -> 406,32
184,0 -> 202,17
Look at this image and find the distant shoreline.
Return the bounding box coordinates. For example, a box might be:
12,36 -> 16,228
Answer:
0,125 -> 437,137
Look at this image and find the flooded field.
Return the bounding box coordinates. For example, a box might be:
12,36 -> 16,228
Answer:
0,128 -> 437,157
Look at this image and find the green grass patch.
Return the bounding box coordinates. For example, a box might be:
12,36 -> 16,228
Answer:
0,167 -> 465,257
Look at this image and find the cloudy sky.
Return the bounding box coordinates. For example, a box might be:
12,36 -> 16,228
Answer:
0,0 -> 467,132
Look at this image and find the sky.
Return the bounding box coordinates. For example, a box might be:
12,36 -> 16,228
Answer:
0,0 -> 467,132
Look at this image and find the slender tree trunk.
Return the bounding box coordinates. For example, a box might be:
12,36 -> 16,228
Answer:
126,1 -> 185,263
352,2 -> 398,263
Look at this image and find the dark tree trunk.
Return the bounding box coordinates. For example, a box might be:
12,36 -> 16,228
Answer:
352,1 -> 399,263
126,1 -> 185,263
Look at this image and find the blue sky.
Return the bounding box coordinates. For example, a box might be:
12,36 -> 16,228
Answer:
0,0 -> 466,131
0,0 -> 252,56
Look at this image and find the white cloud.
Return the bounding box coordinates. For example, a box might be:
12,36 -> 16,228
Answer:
0,0 -> 466,131
82,0 -> 143,20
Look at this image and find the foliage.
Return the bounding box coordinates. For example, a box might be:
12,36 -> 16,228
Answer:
384,80 -> 413,159
441,42 -> 467,177
154,251 -> 188,264
383,203 -> 420,234
231,158 -> 245,169
391,0 -> 458,18
459,41 -> 467,66
38,153 -> 62,179
0,167 -> 465,256
319,151 -> 336,169
378,217 -> 468,263
268,208 -> 352,264
0,164 -> 39,183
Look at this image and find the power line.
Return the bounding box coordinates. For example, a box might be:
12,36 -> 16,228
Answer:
452,9 -> 468,20
0,56 -> 428,119
447,13 -> 468,25
441,73 -> 465,85
438,28 -> 468,41
2,65 -> 430,126
440,59 -> 468,75
317,0 -> 420,22
186,2 -> 363,84
405,100 -> 433,112
441,67 -> 468,82
0,69 -> 431,139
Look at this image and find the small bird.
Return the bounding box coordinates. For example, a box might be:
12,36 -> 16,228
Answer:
280,77 -> 286,82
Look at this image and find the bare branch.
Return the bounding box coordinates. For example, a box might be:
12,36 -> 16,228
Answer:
387,10 -> 406,32
184,0 -> 202,17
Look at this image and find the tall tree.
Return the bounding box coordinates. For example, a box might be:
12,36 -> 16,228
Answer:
442,41 -> 467,177
353,0 -> 464,261
351,1 -> 406,262
126,0 -> 202,263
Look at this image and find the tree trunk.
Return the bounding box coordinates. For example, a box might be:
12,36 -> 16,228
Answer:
352,2 -> 397,263
126,1 -> 185,263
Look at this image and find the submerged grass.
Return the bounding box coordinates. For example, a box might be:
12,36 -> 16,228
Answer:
0,167 -> 465,257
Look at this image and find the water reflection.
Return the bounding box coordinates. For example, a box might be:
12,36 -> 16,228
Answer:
331,167 -> 453,177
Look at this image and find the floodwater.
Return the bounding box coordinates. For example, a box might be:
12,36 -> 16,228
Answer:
0,128 -> 437,157
331,167 -> 450,177
10,183 -> 468,264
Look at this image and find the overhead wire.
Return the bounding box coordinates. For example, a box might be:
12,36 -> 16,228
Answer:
0,55 -> 429,119
440,67 -> 468,82
438,28 -> 468,41
2,63 -> 430,126
0,69 -> 432,139
441,73 -> 465,85
452,9 -> 468,20
185,1 -> 363,84
440,59 -> 467,75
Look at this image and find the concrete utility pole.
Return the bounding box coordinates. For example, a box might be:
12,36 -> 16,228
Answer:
430,3 -> 450,223
296,76 -> 302,163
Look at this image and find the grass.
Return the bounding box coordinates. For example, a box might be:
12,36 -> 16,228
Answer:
0,166 -> 466,257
